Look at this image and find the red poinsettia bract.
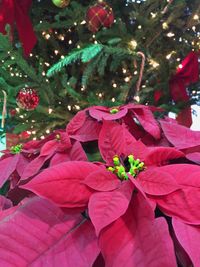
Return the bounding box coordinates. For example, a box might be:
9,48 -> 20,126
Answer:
0,105 -> 200,266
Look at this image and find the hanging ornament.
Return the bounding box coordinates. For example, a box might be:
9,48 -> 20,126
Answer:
16,87 -> 39,111
86,1 -> 114,33
52,0 -> 70,8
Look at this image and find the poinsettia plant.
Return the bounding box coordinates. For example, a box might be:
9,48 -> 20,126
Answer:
0,104 -> 200,267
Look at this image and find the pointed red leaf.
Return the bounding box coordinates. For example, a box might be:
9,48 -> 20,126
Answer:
99,193 -> 177,267
84,169 -> 120,191
145,147 -> 184,166
186,152 -> 200,164
67,112 -> 101,142
157,164 -> 200,188
173,219 -> 200,267
99,120 -> 136,164
0,154 -> 20,187
21,161 -> 100,208
21,154 -> 53,180
89,181 -> 134,235
66,110 -> 86,135
40,140 -> 58,156
132,107 -> 161,139
137,169 -> 180,196
16,154 -> 29,177
0,197 -> 99,266
153,189 -> 200,225
89,106 -> 128,120
50,141 -> 87,166
0,196 -> 12,210
160,120 -> 200,149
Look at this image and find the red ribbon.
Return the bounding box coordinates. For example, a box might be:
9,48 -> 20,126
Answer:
169,51 -> 199,127
0,0 -> 37,56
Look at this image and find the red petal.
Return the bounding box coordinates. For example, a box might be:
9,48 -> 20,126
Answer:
21,154 -> 53,180
50,141 -> 87,166
0,196 -> 12,210
173,219 -> 200,267
66,110 -> 86,135
186,152 -> 200,164
84,169 -> 120,191
99,193 -> 177,267
67,112 -> 101,142
89,181 -> 134,235
160,120 -> 200,149
138,169 -> 180,196
145,147 -> 184,166
99,120 -> 136,164
132,107 -> 161,139
151,164 -> 200,224
40,140 -> 58,156
16,154 -> 29,177
154,188 -> 200,224
0,197 -> 99,266
0,154 -> 20,187
21,161 -> 100,208
89,106 -> 128,121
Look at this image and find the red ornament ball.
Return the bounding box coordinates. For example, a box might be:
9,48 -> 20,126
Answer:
16,87 -> 39,111
86,1 -> 114,33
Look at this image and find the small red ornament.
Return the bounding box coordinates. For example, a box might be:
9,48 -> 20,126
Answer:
16,87 -> 39,111
86,1 -> 114,33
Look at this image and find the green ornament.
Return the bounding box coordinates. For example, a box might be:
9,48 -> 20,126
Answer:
52,0 -> 70,8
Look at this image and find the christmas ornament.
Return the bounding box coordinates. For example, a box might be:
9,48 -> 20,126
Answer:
52,0 -> 70,8
86,1 -> 114,33
16,87 -> 39,111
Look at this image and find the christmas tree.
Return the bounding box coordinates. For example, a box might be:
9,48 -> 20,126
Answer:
0,0 -> 199,140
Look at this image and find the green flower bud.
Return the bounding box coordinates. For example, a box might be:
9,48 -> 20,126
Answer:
10,144 -> 23,154
113,155 -> 120,166
110,108 -> 119,114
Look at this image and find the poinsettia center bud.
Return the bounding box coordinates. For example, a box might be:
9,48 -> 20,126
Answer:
110,108 -> 119,114
10,144 -> 23,154
128,155 -> 145,177
107,154 -> 145,180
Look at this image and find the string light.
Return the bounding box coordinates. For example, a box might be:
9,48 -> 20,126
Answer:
162,22 -> 168,30
48,108 -> 53,114
129,40 -> 137,49
124,77 -> 131,82
149,59 -> 159,68
150,12 -> 156,18
193,14 -> 199,20
167,32 -> 175,37
112,83 -> 117,88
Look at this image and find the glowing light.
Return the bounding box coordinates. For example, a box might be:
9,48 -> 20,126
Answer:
129,39 -> 137,49
193,14 -> 199,20
48,108 -> 53,114
167,32 -> 175,37
124,77 -> 130,82
162,22 -> 168,30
